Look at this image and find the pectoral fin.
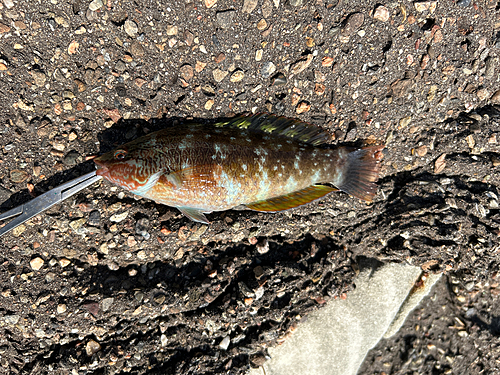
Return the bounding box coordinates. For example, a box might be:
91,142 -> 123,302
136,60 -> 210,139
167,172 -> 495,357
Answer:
245,185 -> 337,212
134,170 -> 163,196
177,206 -> 211,224
162,165 -> 222,190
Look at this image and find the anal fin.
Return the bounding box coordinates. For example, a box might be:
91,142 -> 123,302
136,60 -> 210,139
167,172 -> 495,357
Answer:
177,206 -> 211,224
245,185 -> 337,212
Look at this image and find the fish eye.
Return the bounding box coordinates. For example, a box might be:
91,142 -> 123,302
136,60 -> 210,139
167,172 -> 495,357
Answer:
114,150 -> 127,160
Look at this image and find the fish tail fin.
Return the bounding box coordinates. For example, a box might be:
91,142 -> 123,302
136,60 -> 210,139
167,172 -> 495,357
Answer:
335,145 -> 384,202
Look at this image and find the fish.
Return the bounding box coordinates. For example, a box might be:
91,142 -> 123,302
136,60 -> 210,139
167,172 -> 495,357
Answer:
94,113 -> 384,224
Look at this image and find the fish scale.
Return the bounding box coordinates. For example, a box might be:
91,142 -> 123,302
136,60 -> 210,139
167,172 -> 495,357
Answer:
94,113 -> 384,223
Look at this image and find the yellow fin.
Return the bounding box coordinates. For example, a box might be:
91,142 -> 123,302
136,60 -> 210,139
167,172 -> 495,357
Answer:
245,185 -> 337,212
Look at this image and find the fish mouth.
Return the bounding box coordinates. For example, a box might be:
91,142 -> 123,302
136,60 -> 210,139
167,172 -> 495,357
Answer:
94,160 -> 110,178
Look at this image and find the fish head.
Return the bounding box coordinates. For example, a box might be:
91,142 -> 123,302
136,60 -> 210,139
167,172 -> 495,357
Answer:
94,143 -> 160,195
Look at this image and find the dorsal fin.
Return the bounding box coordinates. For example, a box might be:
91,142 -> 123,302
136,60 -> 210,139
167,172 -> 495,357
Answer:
214,113 -> 331,146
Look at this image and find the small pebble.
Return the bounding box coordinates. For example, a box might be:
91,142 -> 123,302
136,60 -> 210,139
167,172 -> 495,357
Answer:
213,68 -> 228,82
250,353 -> 266,367
161,334 -> 168,346
491,90 -> 500,104
0,23 -> 10,34
256,239 -> 269,254
3,0 -> 14,9
135,218 -> 150,239
195,61 -> 207,72
129,268 -> 138,276
205,99 -> 215,110
219,336 -> 231,350
373,5 -> 389,22
166,25 -> 178,35
262,0 -> 273,18
415,145 -> 428,157
63,150 -> 80,165
342,13 -> 364,36
205,0 -> 217,8
59,258 -> 71,268
230,70 -> 245,83
242,0 -> 258,13
88,210 -> 101,226
296,101 -> 311,114
12,224 -> 26,237
68,40 -> 79,55
290,54 -> 313,76
88,0 -> 103,11
414,1 -> 431,12
216,10 -> 236,29
322,56 -> 334,67
257,19 -> 267,31
57,304 -> 67,314
477,88 -> 490,101
101,297 -> 114,312
255,49 -> 263,61
457,0 -> 471,6
271,72 -> 287,86
110,211 -> 129,223
215,52 -> 226,64
69,218 -> 87,231
10,170 -> 29,183
124,20 -> 138,37
179,64 -> 194,81
4,315 -> 20,325
86,340 -> 101,356
31,257 -> 44,271
260,62 -> 276,78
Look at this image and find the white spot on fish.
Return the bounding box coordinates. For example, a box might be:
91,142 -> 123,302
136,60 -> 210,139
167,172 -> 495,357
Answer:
186,134 -> 194,139
295,155 -> 301,160
254,148 -> 261,156
205,134 -> 211,139
312,170 -> 321,182
278,173 -> 282,177
273,165 -> 278,171
294,160 -> 299,169
277,144 -> 282,149
257,170 -> 270,200
287,140 -> 292,144
242,164 -> 247,171
260,156 -> 266,164
246,138 -> 252,142
212,154 -> 217,160
285,176 -> 297,191
230,137 -> 236,140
